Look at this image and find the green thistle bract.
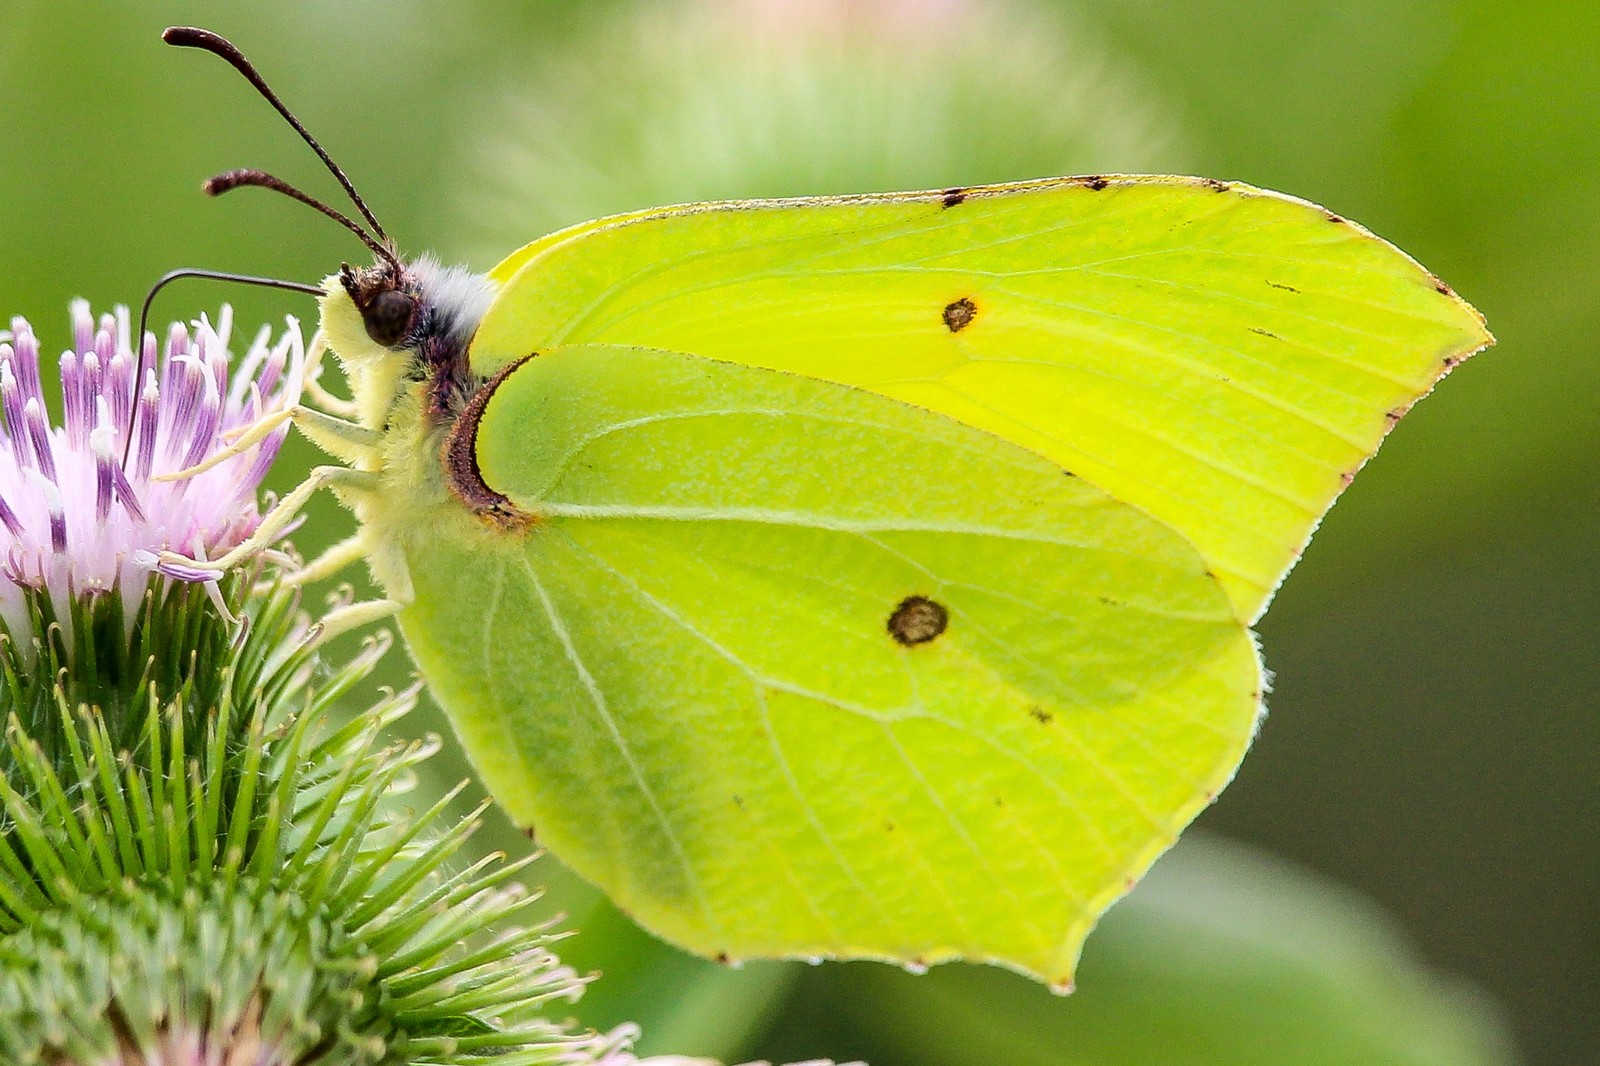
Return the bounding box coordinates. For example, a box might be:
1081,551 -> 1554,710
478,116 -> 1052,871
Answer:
0,578 -> 593,1065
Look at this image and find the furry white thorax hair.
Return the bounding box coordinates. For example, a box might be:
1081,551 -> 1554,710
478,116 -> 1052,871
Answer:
406,254 -> 498,348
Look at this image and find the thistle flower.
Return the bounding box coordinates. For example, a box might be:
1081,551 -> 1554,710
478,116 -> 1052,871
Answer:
0,300 -> 302,640
0,302 -> 598,1066
0,600 -> 812,1064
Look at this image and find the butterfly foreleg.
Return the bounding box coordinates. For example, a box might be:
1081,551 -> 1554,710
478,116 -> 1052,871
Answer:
289,404 -> 381,464
155,404 -> 379,482
303,374 -> 360,420
158,464 -> 379,576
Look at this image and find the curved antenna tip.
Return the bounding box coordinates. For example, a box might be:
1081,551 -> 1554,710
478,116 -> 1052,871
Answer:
162,26 -> 215,46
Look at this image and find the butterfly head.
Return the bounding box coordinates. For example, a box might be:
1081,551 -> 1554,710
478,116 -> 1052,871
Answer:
339,259 -> 418,349
333,256 -> 495,355
322,255 -> 498,429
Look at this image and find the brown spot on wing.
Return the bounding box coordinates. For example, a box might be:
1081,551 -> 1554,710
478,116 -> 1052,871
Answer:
941,187 -> 967,207
888,595 -> 948,645
1201,177 -> 1229,192
1076,175 -> 1109,191
943,297 -> 977,332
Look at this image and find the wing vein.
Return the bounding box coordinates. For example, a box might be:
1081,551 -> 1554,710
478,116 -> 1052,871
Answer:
518,546 -> 725,938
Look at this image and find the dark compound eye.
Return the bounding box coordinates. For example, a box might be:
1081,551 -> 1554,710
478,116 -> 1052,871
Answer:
363,288 -> 417,347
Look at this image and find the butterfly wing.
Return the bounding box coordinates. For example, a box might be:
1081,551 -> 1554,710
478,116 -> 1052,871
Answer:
396,344 -> 1260,984
469,176 -> 1492,622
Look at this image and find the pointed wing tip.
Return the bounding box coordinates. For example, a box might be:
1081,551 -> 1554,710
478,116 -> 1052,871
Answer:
1429,273 -> 1495,350
1436,318 -> 1497,378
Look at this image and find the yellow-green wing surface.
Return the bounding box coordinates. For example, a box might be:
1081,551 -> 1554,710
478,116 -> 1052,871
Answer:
471,177 -> 1491,621
397,344 -> 1260,984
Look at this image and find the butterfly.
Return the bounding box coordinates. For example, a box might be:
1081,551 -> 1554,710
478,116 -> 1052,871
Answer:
161,27 -> 1490,986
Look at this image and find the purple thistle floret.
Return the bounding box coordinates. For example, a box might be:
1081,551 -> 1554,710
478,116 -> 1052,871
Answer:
0,301 -> 303,636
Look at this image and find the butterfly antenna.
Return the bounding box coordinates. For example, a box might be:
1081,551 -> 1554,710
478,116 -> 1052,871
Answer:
205,168 -> 397,268
162,26 -> 390,245
120,269 -> 323,466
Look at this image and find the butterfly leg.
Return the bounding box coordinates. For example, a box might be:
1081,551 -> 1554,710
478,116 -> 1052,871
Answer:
303,373 -> 359,420
288,532 -> 370,587
158,465 -> 379,576
155,404 -> 380,483
290,405 -> 381,464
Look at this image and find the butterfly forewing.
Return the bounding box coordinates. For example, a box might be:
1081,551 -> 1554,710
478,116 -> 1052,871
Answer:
469,176 -> 1491,621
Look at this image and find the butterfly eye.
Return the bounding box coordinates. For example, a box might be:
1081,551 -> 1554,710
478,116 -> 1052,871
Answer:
363,289 -> 417,348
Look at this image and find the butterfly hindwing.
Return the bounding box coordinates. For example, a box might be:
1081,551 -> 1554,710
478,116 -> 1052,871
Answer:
396,344 -> 1261,984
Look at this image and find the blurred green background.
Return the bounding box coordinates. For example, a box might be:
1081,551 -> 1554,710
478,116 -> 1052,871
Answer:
0,2 -> 1593,1063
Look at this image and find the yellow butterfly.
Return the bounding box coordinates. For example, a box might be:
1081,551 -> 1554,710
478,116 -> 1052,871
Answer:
160,27 -> 1488,985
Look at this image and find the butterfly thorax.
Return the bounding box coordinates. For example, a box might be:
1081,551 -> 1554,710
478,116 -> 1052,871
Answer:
319,255 -> 510,595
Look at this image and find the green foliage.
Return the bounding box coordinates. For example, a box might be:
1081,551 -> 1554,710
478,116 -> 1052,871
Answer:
460,0 -> 1185,238
756,837 -> 1517,1066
